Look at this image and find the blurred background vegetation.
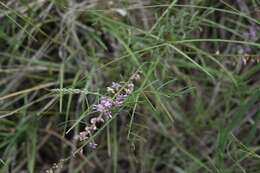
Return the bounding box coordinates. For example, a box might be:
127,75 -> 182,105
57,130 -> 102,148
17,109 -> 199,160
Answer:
0,0 -> 259,172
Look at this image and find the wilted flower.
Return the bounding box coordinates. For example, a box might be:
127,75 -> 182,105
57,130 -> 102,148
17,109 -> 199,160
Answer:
125,83 -> 134,94
91,124 -> 97,131
85,126 -> 94,134
46,159 -> 64,173
90,117 -> 104,124
130,73 -> 141,81
104,111 -> 112,119
107,87 -> 115,93
79,131 -> 88,141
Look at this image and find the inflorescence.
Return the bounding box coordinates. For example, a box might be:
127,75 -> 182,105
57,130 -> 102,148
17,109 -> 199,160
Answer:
75,73 -> 140,153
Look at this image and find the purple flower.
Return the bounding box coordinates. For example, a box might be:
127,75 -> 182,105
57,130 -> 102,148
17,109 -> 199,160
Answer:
88,142 -> 97,149
94,104 -> 106,112
243,26 -> 258,42
111,82 -> 121,90
93,97 -> 114,120
249,26 -> 256,40
93,97 -> 113,112
76,77 -> 138,152
100,97 -> 113,109
114,94 -> 128,107
244,47 -> 251,53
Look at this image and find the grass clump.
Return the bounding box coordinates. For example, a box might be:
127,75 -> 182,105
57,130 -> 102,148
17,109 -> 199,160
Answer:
0,0 -> 259,172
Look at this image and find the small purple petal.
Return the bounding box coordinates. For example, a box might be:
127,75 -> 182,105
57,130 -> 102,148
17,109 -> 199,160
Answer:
111,82 -> 121,90
88,142 -> 97,149
249,26 -> 256,39
93,104 -> 105,112
244,47 -> 251,53
114,94 -> 128,107
100,97 -> 113,109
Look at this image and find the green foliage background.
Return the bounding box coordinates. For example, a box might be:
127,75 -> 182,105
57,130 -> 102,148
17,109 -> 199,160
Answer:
0,0 -> 259,172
